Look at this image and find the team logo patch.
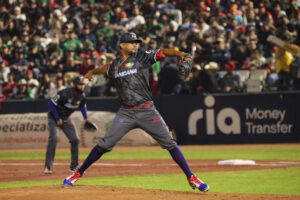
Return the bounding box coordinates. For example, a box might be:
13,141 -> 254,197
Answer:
124,62 -> 135,68
152,116 -> 162,124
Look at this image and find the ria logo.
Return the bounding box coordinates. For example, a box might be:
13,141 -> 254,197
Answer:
188,96 -> 241,135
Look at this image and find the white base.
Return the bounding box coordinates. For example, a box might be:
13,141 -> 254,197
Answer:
217,159 -> 256,165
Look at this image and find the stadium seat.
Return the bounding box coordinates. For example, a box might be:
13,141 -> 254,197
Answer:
249,69 -> 268,81
236,70 -> 250,82
245,69 -> 268,92
246,79 -> 263,93
216,71 -> 227,79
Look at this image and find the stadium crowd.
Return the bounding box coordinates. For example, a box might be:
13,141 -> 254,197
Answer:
0,0 -> 300,100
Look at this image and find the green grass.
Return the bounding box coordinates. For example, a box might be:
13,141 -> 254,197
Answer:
1,167 -> 300,195
1,145 -> 300,160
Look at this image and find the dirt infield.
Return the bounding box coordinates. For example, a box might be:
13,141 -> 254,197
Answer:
1,185 -> 300,200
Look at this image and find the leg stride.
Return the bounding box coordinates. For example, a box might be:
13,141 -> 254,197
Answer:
62,145 -> 103,187
169,146 -> 209,192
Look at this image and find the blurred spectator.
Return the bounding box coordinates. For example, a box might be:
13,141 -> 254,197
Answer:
45,56 -> 62,74
183,65 -> 202,95
164,20 -> 179,43
2,73 -> 18,99
38,74 -> 56,99
146,18 -> 163,41
0,59 -> 10,85
148,40 -> 161,95
242,49 -> 266,70
26,69 -> 39,99
55,76 -> 66,91
0,44 -> 13,64
135,24 -> 150,48
275,34 -> 294,91
159,58 -> 180,94
210,38 -> 231,70
91,55 -> 107,86
126,7 -> 146,31
80,25 -> 97,48
78,54 -> 94,75
13,78 -> 28,100
96,18 -> 115,49
220,61 -> 243,93
202,62 -> 221,93
62,31 -> 83,53
11,50 -> 29,80
27,43 -> 45,78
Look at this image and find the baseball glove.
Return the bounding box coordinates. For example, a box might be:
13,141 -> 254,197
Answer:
178,60 -> 192,81
84,120 -> 98,132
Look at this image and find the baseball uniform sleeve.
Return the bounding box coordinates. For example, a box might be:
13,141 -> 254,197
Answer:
136,49 -> 160,67
50,90 -> 68,106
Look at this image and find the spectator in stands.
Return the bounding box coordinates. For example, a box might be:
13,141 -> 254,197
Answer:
27,78 -> 39,100
210,38 -> 231,70
38,74 -> 56,99
164,20 -> 179,44
2,73 -> 18,99
275,34 -> 294,91
203,62 -> 221,93
220,61 -> 243,93
56,76 -> 66,92
25,69 -> 39,99
147,18 -> 163,42
78,54 -> 94,75
45,56 -> 62,75
79,25 -> 97,48
0,58 -> 10,85
258,3 -> 273,25
90,55 -> 107,87
148,40 -> 161,95
135,24 -> 150,49
0,44 -> 13,64
13,78 -> 28,100
11,50 -> 29,80
27,43 -> 46,78
159,58 -> 180,94
184,65 -> 202,95
242,49 -> 266,70
62,31 -> 83,54
126,6 -> 146,31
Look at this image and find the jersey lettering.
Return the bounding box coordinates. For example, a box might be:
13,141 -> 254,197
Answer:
115,69 -> 137,78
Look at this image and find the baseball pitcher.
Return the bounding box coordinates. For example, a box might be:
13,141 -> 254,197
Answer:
62,32 -> 209,192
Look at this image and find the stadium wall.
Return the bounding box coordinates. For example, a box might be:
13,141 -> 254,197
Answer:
0,92 -> 299,149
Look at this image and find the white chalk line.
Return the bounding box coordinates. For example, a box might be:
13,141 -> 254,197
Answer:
0,163 -> 144,167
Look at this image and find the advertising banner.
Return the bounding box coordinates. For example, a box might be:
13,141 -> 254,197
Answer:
0,111 -> 156,149
158,93 -> 300,144
0,93 -> 299,146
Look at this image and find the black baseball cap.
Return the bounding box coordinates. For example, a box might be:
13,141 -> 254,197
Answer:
120,32 -> 142,43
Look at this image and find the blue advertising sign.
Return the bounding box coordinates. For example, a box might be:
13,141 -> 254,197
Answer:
157,93 -> 300,144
